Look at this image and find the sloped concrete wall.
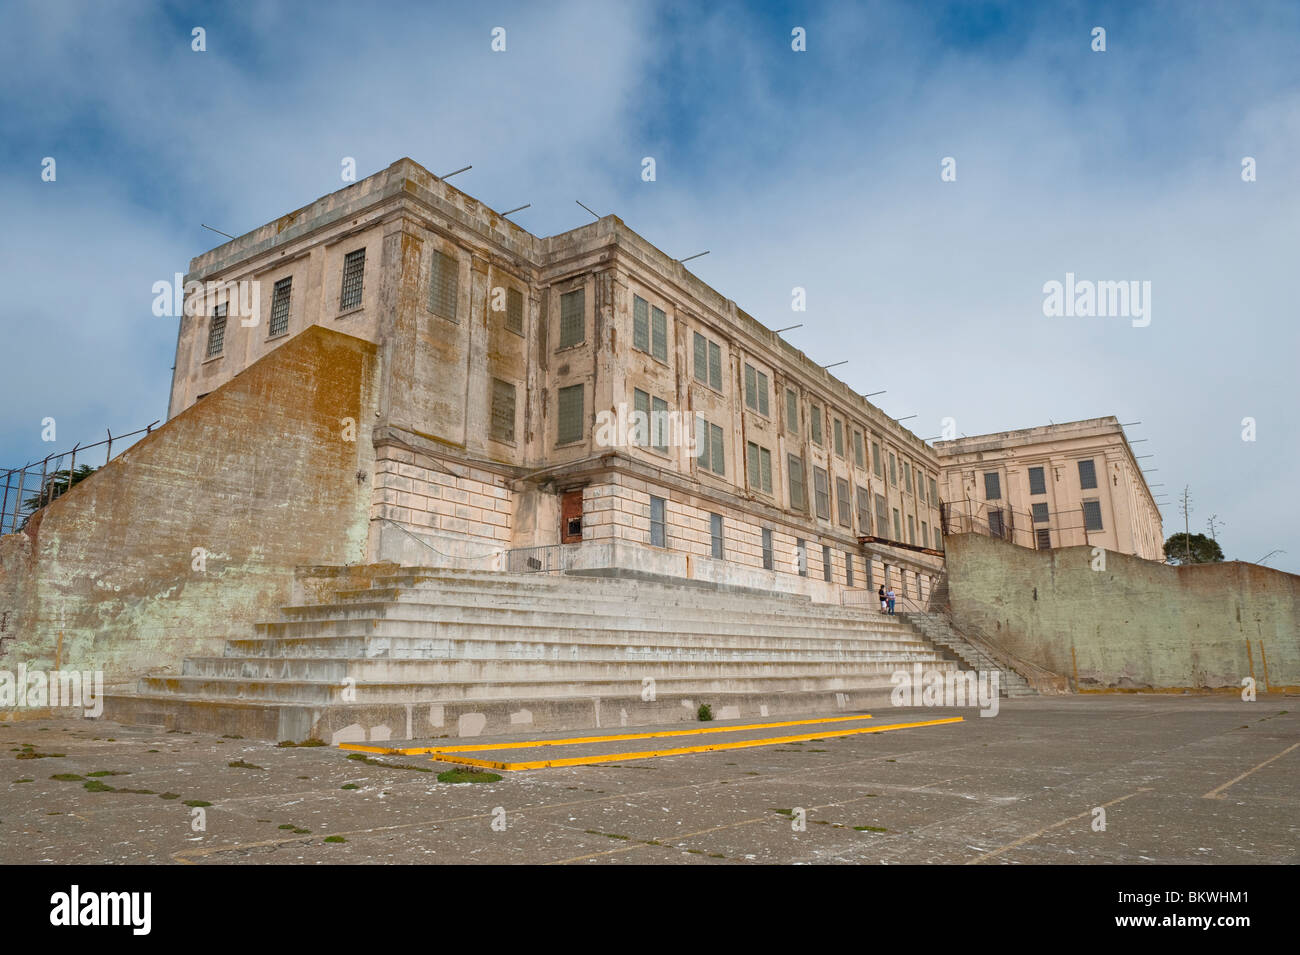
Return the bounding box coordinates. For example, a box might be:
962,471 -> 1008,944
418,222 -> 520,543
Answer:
945,533 -> 1300,691
0,327 -> 379,693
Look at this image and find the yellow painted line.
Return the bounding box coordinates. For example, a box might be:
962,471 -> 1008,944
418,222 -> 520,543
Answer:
1202,740 -> 1300,800
424,716 -> 965,771
965,788 -> 1153,865
339,713 -> 879,756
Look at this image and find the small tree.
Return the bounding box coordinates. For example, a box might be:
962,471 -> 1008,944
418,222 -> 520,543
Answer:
17,464 -> 97,529
1164,532 -> 1224,565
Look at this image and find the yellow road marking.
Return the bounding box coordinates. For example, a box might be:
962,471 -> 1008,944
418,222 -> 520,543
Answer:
339,712 -> 879,756
1202,740 -> 1300,800
425,717 -> 964,771
964,788 -> 1152,865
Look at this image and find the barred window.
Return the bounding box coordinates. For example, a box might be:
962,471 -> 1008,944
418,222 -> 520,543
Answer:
490,378 -> 516,443
834,419 -> 844,457
984,471 -> 1001,500
1083,499 -> 1103,531
853,430 -> 864,468
634,296 -> 650,353
206,303 -> 227,357
1036,528 -> 1052,550
650,496 -> 666,547
836,477 -> 851,527
904,462 -> 912,494
988,509 -> 1005,538
557,384 -> 584,444
1028,466 -> 1047,495
1078,459 -> 1098,490
693,331 -> 707,382
429,249 -> 458,319
762,528 -> 774,570
786,389 -> 799,434
710,512 -> 724,559
651,306 -> 667,362
811,404 -> 823,445
559,288 -> 584,348
822,544 -> 832,583
1032,502 -> 1049,523
787,454 -> 806,511
856,486 -> 871,533
813,466 -> 830,520
340,248 -> 365,311
505,287 -> 524,335
269,277 -> 292,337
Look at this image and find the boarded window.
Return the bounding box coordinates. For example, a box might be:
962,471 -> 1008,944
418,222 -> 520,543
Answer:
833,419 -> 844,457
836,477 -> 851,527
651,306 -> 667,362
269,277 -> 292,337
490,378 -> 516,443
813,467 -> 830,520
429,249 -> 458,319
1028,466 -> 1047,495
786,389 -> 799,433
1083,499 -> 1103,531
559,288 -> 584,348
340,248 -> 365,310
1078,459 -> 1098,490
853,430 -> 864,468
762,528 -> 774,570
856,486 -> 871,533
787,454 -> 806,511
710,513 -> 724,559
505,287 -> 524,334
984,471 -> 1001,500
822,544 -> 832,583
206,303 -> 227,357
811,404 -> 823,445
633,296 -> 650,352
1032,502 -> 1049,523
650,496 -> 666,547
557,384 -> 584,444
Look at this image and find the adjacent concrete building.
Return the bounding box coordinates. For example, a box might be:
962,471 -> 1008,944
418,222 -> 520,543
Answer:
933,417 -> 1163,561
169,158 -> 946,606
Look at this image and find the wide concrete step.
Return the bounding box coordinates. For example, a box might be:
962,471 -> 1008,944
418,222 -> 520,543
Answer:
180,654 -> 951,682
136,667 -> 954,704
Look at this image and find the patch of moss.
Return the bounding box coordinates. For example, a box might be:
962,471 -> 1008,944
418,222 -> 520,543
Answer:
584,830 -> 629,840
276,738 -> 326,747
324,835 -> 346,843
182,800 -> 211,808
159,792 -> 181,800
348,753 -> 432,772
50,773 -> 84,782
227,760 -> 264,770
85,770 -> 128,777
341,783 -> 360,790
854,825 -> 888,832
436,768 -> 501,784
83,780 -> 115,792
14,778 -> 33,784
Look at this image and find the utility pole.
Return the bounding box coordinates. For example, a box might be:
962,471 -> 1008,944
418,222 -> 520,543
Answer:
1180,486 -> 1192,563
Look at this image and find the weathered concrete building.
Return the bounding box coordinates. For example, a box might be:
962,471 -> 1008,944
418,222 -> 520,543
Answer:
933,417 -> 1163,561
171,157 -> 946,606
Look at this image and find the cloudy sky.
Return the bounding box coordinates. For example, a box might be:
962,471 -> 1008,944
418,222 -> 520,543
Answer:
2,0 -> 1296,570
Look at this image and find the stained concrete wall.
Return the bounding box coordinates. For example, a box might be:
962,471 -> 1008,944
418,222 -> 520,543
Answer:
945,532 -> 1300,691
0,327 -> 379,692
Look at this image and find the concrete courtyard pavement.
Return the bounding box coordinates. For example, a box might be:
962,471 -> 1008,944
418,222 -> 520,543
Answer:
1,694 -> 1295,865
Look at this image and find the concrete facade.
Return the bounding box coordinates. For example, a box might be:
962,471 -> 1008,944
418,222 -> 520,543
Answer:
933,416 -> 1163,561
169,158 -> 946,605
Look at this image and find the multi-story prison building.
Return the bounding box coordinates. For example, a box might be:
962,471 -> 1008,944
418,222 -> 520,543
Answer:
168,158 -> 946,605
933,417 -> 1164,561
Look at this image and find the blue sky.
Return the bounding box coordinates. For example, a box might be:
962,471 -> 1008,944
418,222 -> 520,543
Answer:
1,0 -> 1297,570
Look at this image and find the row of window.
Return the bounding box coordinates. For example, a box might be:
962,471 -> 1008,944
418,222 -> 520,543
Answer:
204,275 -> 295,358
984,459 -> 1100,501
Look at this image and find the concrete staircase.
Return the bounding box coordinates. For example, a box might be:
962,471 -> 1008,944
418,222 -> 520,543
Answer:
104,568 -> 964,743
899,611 -> 1036,698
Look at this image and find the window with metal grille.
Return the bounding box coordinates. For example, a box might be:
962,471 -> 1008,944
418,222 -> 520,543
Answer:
796,538 -> 807,577
651,306 -> 667,362
490,378 -> 516,443
833,418 -> 844,457
811,404 -> 823,445
813,467 -> 830,520
559,288 -> 584,348
935,526 -> 943,549
744,364 -> 757,410
746,443 -> 772,493
757,371 -> 769,415
651,395 -> 668,452
929,477 -> 938,503
205,303 -> 227,357
921,520 -> 928,545
1078,459 -> 1097,490
875,493 -> 887,531
340,248 -> 365,311
787,454 -> 806,511
1032,502 -> 1049,523
853,430 -> 864,468
269,277 -> 292,337
893,508 -> 902,541
649,496 -> 666,547
904,462 -> 912,494
557,384 -> 583,444
1082,499 -> 1103,531
836,477 -> 851,526
786,389 -> 799,433
822,544 -> 832,582
429,249 -> 458,319
633,296 -> 650,353
845,551 -> 854,587
1028,466 -> 1046,495
708,340 -> 721,390
907,514 -> 916,545
889,454 -> 897,487
762,528 -> 774,570
988,508 -> 1005,538
984,471 -> 1001,500
917,473 -> 926,504
505,287 -> 524,335
710,512 -> 724,559
1036,528 -> 1051,549
856,486 -> 871,532
693,332 -> 707,383
695,418 -> 725,476
633,388 -> 650,447
872,440 -> 883,478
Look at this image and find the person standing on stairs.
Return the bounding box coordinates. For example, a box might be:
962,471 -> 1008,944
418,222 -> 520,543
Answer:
886,586 -> 896,615
878,584 -> 887,613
